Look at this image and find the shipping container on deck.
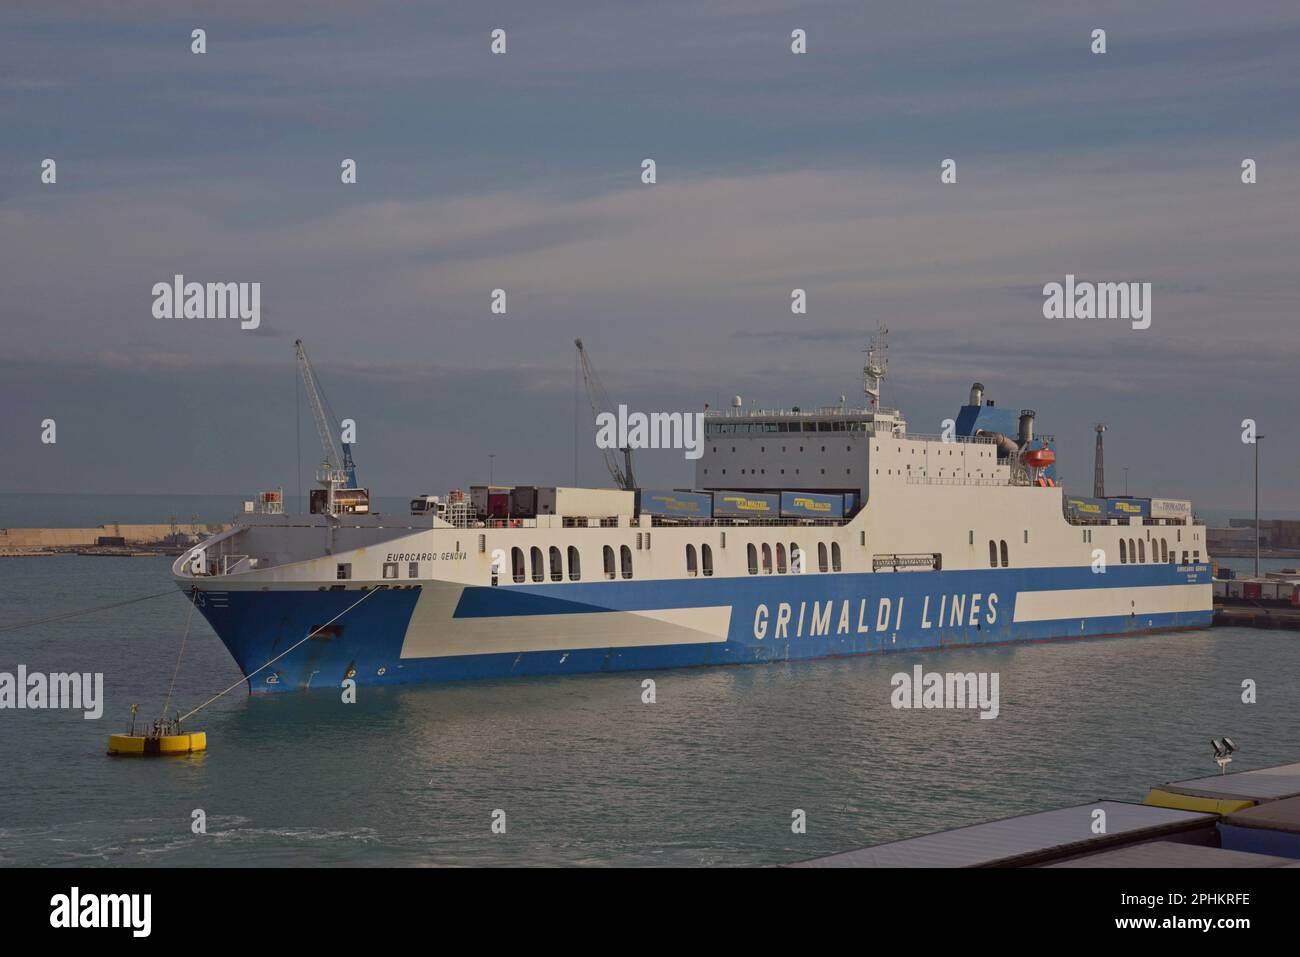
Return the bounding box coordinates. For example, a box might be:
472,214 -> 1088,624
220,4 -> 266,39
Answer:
509,486 -> 538,518
471,484 -> 513,518
487,493 -> 510,519
1244,581 -> 1262,600
1065,496 -> 1107,521
636,489 -> 713,520
1106,497 -> 1151,520
1150,497 -> 1192,522
711,490 -> 779,519
780,491 -> 844,519
1212,580 -> 1227,599
1227,580 -> 1245,599
535,487 -> 634,518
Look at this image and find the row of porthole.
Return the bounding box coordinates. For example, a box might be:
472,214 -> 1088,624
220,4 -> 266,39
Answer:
505,544 -> 633,583
743,541 -> 841,575
1119,538 -> 1198,564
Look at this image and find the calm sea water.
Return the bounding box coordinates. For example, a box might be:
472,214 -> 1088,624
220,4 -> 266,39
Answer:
2,546 -> 1298,867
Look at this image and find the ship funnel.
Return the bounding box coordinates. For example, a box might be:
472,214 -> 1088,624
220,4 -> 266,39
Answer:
969,382 -> 985,407
1018,409 -> 1036,445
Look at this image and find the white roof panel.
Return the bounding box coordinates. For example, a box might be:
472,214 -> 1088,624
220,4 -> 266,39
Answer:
1162,762 -> 1300,802
790,802 -> 1214,868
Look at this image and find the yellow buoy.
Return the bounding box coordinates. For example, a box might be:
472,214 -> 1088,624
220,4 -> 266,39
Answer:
108,708 -> 207,756
108,731 -> 206,756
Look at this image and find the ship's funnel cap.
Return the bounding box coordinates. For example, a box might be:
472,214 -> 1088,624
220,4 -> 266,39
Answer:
969,383 -> 985,407
1018,409 -> 1036,443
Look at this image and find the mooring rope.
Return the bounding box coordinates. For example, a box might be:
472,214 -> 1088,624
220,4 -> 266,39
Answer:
177,587 -> 378,722
158,591 -> 198,723
0,589 -> 176,634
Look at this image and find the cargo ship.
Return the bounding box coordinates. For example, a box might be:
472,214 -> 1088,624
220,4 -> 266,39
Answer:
174,337 -> 1212,692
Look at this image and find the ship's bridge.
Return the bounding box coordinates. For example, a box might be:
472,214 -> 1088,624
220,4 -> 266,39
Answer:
696,398 -> 1026,500
696,405 -> 906,496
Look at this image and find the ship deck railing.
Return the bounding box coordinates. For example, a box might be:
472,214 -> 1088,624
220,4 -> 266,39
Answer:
905,475 -> 1007,487
899,432 -> 996,445
649,516 -> 851,528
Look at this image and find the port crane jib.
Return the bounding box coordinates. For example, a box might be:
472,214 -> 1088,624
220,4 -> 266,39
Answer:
575,338 -> 635,491
294,339 -> 367,515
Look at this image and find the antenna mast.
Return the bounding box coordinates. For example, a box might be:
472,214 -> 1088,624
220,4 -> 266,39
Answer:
863,325 -> 889,411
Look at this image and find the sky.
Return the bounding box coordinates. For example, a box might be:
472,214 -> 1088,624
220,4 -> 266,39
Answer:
2,1 -> 1298,516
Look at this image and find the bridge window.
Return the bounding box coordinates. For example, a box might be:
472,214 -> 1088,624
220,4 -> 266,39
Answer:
531,546 -> 545,583
512,547 -> 526,583
831,543 -> 842,572
701,544 -> 713,577
549,546 -> 563,582
761,543 -> 773,574
686,544 -> 698,577
603,545 -> 616,580
568,546 -> 581,581
989,541 -> 997,568
747,543 -> 758,575
337,563 -> 352,580
999,540 -> 1009,568
818,542 -> 829,573
620,545 -> 633,579
776,543 -> 787,574
382,562 -> 398,579
408,562 -> 419,579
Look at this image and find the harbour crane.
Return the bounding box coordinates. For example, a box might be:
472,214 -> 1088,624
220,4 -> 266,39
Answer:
575,338 -> 635,491
295,339 -> 365,514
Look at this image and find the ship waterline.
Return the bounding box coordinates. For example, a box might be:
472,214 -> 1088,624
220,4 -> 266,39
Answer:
187,561 -> 1211,692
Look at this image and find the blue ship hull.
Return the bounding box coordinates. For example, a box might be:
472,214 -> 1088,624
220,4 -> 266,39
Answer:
188,562 -> 1213,693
